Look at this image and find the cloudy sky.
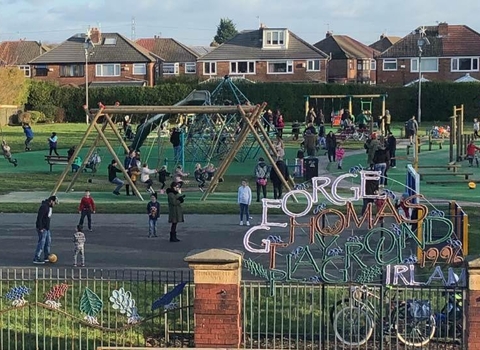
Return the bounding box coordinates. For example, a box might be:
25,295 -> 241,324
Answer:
0,0 -> 479,46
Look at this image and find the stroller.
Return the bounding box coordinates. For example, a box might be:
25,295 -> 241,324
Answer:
85,150 -> 101,173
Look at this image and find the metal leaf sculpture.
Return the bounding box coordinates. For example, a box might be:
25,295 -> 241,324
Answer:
44,283 -> 69,309
151,282 -> 187,311
80,287 -> 103,325
109,287 -> 141,324
4,286 -> 30,307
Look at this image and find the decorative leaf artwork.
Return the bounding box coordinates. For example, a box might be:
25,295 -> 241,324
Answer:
44,283 -> 69,309
109,288 -> 141,324
80,287 -> 103,325
4,286 -> 30,307
151,282 -> 187,311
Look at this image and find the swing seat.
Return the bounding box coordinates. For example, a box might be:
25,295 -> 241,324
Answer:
331,115 -> 342,127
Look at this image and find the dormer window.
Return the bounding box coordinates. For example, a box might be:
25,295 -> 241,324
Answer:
263,29 -> 288,49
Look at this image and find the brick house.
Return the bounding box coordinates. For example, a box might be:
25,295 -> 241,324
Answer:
369,34 -> 401,54
377,23 -> 480,85
136,37 -> 200,79
29,28 -> 159,87
197,26 -> 328,83
313,32 -> 379,84
0,40 -> 48,77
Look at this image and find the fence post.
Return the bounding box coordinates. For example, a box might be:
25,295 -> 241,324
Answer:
467,257 -> 480,350
185,249 -> 243,348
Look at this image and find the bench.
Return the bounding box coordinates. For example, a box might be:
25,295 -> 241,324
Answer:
426,179 -> 480,185
420,172 -> 473,180
44,155 -> 69,172
417,162 -> 461,173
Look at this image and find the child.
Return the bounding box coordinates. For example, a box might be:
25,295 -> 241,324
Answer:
474,118 -> 480,140
48,132 -> 59,156
72,156 -> 82,172
204,163 -> 217,181
141,163 -> 157,194
147,194 -> 160,237
466,140 -> 480,167
1,140 -> 18,167
194,163 -> 206,192
173,165 -> 189,188
22,122 -> 34,151
336,144 -> 345,169
78,190 -> 95,232
158,165 -> 170,193
73,225 -> 86,267
237,180 -> 252,226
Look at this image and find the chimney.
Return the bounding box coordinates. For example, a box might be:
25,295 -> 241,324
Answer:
380,33 -> 385,40
90,27 -> 101,44
259,23 -> 266,29
438,22 -> 448,36
326,31 -> 333,38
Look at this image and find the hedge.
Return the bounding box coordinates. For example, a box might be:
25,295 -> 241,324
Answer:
26,80 -> 480,123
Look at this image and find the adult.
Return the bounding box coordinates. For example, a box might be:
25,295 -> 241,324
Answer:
373,139 -> 390,187
386,132 -> 397,168
170,127 -> 182,163
304,122 -> 317,135
384,110 -> 392,134
356,110 -> 369,130
166,182 -> 184,242
326,131 -> 337,162
33,195 -> 57,264
361,177 -> 379,215
276,114 -> 285,138
306,107 -> 316,125
406,115 -> 418,145
78,190 -> 95,231
124,150 -> 138,196
315,109 -> 325,129
263,109 -> 273,132
22,122 -> 34,151
270,158 -> 289,199
292,120 -> 301,141
254,157 -> 269,202
366,133 -> 380,166
108,160 -> 124,195
303,130 -> 317,157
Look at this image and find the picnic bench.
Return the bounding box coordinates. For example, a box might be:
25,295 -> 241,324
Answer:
416,162 -> 461,173
44,155 -> 69,172
420,172 -> 473,180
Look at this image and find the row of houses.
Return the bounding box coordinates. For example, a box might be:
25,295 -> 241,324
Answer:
1,22 -> 480,87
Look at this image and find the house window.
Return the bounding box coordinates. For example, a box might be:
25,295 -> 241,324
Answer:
103,37 -> 117,45
95,64 -> 120,77
203,62 -> 217,75
59,64 -> 84,77
267,61 -> 293,74
163,63 -> 179,75
383,59 -> 397,71
266,30 -> 285,46
230,61 -> 255,74
18,65 -> 31,77
357,60 -> 370,71
185,62 -> 196,74
451,57 -> 479,72
133,63 -> 146,75
370,59 -> 377,71
411,58 -> 438,72
307,60 -> 320,71
34,65 -> 48,77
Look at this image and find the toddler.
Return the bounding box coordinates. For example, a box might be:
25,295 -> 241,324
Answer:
237,180 -> 252,226
73,225 -> 86,267
336,144 -> 345,169
1,140 -> 18,167
147,194 -> 160,237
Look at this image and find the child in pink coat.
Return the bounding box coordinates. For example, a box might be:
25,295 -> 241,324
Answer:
336,144 -> 345,169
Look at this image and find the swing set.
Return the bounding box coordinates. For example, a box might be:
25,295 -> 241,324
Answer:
304,94 -> 387,127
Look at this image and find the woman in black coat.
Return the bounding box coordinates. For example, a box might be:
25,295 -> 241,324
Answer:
326,131 -> 337,162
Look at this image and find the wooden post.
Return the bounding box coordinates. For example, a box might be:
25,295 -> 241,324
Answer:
457,116 -> 462,162
381,96 -> 386,135
51,109 -> 104,196
449,115 -> 456,163
92,123 -> 144,201
348,96 -> 353,115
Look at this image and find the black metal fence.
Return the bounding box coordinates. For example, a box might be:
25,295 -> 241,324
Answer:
0,268 -> 193,349
242,282 -> 466,349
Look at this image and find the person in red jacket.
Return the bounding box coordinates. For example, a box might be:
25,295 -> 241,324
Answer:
276,113 -> 285,138
78,190 -> 96,232
466,140 -> 480,167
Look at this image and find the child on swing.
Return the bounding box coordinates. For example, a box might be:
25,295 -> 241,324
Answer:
1,140 -> 18,167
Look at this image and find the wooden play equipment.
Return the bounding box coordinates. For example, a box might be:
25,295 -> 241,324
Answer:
304,94 -> 387,130
51,104 -> 253,201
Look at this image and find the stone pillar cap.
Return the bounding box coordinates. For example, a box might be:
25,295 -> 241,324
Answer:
184,249 -> 243,264
466,255 -> 480,268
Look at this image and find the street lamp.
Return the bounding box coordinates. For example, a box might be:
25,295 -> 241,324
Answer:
83,36 -> 94,124
417,26 -> 430,125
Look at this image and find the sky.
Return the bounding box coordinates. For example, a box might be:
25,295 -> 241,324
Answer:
0,0 -> 479,46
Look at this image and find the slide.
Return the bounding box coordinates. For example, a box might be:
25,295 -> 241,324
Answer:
130,90 -> 210,151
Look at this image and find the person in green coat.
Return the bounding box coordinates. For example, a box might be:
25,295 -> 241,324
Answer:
166,182 -> 184,242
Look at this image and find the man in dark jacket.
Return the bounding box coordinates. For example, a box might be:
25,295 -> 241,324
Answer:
386,132 -> 397,168
326,131 -> 337,162
170,128 -> 182,163
108,160 -> 124,195
33,196 -> 58,264
270,159 -> 289,199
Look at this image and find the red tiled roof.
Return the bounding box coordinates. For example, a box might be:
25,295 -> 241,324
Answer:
380,24 -> 480,58
0,40 -> 47,65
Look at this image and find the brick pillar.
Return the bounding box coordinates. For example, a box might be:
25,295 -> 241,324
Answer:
185,249 -> 243,348
468,257 -> 480,350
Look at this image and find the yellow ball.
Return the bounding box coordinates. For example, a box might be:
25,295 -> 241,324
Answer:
48,254 -> 58,263
468,182 -> 476,190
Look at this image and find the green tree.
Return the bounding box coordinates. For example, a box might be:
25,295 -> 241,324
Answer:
213,18 -> 238,45
0,67 -> 30,105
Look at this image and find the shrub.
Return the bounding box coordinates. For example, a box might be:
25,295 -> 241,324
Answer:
34,104 -> 58,123
28,110 -> 47,123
